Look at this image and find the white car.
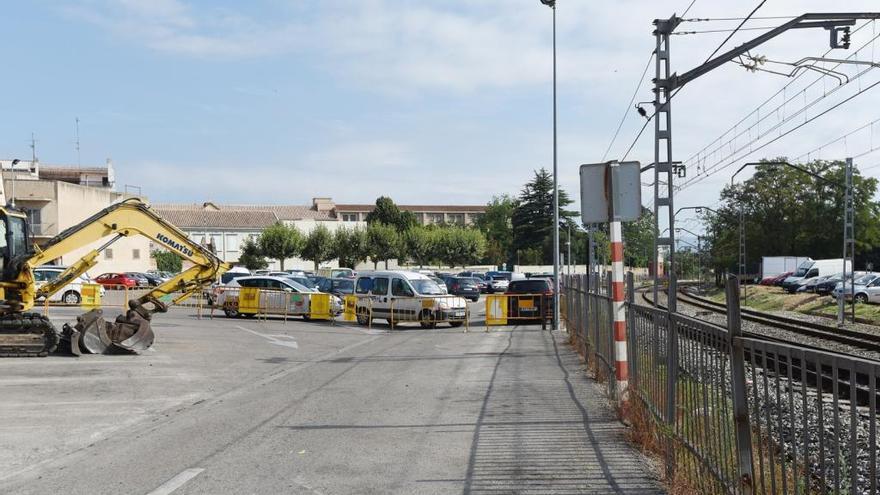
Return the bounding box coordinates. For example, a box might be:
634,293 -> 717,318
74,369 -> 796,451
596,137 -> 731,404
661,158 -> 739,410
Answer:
216,275 -> 342,319
353,271 -> 468,328
34,266 -> 105,305
487,276 -> 510,293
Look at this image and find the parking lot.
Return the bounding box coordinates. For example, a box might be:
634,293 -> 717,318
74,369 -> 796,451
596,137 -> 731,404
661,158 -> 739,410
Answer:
0,304 -> 659,495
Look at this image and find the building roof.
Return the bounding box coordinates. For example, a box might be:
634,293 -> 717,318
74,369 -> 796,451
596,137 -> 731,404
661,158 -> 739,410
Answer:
154,207 -> 280,229
153,202 -> 336,225
39,166 -> 109,178
335,204 -> 487,213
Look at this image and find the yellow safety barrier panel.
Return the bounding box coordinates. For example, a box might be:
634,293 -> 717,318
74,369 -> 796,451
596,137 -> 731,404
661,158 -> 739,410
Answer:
309,293 -> 332,320
238,287 -> 261,314
486,294 -> 508,326
343,295 -> 357,322
81,283 -> 102,308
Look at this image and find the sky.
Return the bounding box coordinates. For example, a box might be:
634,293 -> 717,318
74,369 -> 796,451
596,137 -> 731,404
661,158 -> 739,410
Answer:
3,0 -> 880,240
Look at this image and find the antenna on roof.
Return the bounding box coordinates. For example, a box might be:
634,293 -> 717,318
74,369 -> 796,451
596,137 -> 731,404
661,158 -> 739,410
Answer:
30,133 -> 37,167
75,117 -> 81,167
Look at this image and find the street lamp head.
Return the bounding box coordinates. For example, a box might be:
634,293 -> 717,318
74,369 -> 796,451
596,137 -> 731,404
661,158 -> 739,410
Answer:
540,0 -> 556,7
10,159 -> 19,166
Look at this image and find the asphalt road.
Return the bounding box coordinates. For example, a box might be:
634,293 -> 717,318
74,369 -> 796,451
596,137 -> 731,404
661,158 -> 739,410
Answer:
0,305 -> 662,494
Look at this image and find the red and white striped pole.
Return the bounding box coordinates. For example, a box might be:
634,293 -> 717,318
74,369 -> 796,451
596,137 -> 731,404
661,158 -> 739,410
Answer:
609,219 -> 628,400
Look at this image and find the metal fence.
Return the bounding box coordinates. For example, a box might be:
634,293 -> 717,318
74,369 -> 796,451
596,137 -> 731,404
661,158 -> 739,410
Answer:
561,273 -> 880,495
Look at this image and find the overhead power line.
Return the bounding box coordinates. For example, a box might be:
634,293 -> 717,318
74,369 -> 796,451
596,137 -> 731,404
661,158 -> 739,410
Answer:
617,0 -> 768,162
680,20 -> 879,183
601,51 -> 655,162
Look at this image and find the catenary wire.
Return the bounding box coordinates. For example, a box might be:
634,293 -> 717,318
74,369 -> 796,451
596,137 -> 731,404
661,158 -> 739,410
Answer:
602,52 -> 656,162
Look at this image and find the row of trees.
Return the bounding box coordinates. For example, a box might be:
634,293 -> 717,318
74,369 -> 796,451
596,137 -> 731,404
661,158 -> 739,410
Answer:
238,216 -> 487,271
704,159 -> 880,273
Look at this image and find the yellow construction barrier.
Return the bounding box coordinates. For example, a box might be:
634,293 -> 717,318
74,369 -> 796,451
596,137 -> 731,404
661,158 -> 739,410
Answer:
238,287 -> 261,314
309,293 -> 332,320
343,295 -> 357,322
486,294 -> 508,326
80,283 -> 102,308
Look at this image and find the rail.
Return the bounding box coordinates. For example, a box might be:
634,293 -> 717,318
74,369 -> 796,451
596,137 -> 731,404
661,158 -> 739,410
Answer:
562,273 -> 880,495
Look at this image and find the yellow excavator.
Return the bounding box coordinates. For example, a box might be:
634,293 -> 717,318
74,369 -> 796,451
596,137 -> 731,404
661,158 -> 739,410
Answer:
0,198 -> 230,357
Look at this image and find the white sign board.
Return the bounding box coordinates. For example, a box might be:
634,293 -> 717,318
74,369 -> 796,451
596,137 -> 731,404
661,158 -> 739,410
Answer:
579,161 -> 642,224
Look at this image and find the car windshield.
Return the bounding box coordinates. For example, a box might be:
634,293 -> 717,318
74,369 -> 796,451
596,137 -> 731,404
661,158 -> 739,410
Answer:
855,274 -> 878,285
334,280 -> 354,292
411,279 -> 445,295
509,280 -> 549,293
794,263 -> 813,277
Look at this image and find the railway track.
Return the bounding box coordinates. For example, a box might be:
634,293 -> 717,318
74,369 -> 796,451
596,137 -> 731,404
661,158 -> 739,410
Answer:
639,287 -> 880,353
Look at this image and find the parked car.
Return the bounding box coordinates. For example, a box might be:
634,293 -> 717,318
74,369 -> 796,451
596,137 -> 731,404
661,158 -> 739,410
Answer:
94,272 -> 139,288
428,276 -> 449,294
216,276 -> 342,319
759,271 -> 792,286
34,265 -> 105,305
457,271 -> 486,281
505,278 -> 553,321
444,277 -> 480,302
287,275 -> 320,291
220,267 -> 251,285
486,275 -> 510,293
832,272 -> 880,302
813,273 -> 850,295
137,272 -> 164,287
318,277 -> 355,297
354,271 -> 467,328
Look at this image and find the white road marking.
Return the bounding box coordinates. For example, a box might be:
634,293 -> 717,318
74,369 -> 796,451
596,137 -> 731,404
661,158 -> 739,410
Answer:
146,468 -> 205,495
235,326 -> 299,349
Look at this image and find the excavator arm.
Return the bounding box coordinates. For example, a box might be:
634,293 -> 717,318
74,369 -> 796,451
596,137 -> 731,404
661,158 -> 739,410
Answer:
5,198 -> 230,356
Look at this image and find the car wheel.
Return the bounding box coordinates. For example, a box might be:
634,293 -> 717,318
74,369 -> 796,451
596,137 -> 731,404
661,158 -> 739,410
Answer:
419,309 -> 436,329
302,314 -> 311,321
449,321 -> 463,328
855,293 -> 869,304
471,296 -> 479,302
62,291 -> 81,305
356,308 -> 370,326
224,308 -> 240,318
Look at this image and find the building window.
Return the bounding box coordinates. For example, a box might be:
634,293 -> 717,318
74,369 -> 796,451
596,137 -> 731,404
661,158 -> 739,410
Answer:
428,213 -> 444,224
341,213 -> 358,222
104,249 -> 113,260
448,213 -> 465,225
24,208 -> 42,235
226,234 -> 240,252
132,249 -> 140,260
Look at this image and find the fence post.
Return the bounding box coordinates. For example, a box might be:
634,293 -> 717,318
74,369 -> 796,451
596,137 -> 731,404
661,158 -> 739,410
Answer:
606,272 -> 616,398
664,273 -> 679,479
726,275 -> 755,493
625,272 -> 635,389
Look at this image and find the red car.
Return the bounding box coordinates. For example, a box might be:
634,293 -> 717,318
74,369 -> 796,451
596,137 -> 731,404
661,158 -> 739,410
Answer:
94,273 -> 139,288
759,271 -> 792,286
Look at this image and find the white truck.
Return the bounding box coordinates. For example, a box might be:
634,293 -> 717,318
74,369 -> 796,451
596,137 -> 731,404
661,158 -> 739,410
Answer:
761,256 -> 811,279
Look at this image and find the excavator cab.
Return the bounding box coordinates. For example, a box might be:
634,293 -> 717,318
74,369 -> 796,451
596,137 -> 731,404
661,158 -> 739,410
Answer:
0,208 -> 32,277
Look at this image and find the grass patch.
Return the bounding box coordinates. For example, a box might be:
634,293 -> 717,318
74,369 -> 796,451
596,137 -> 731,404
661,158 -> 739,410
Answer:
702,285 -> 880,325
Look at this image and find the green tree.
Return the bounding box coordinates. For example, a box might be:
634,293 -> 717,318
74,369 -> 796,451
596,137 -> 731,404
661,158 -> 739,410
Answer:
238,237 -> 268,271
704,158 -> 880,273
511,168 -> 578,264
151,250 -> 182,273
301,224 -> 335,271
433,227 -> 487,268
333,227 -> 368,269
622,207 -> 655,268
365,196 -> 416,231
366,223 -> 400,269
475,194 -> 516,268
404,226 -> 434,268
258,222 -> 303,271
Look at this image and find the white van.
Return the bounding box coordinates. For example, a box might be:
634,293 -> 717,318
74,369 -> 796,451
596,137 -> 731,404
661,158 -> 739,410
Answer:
782,258 -> 851,293
354,271 -> 468,328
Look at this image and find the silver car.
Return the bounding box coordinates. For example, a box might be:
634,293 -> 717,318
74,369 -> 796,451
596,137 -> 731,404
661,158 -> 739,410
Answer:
832,272 -> 880,302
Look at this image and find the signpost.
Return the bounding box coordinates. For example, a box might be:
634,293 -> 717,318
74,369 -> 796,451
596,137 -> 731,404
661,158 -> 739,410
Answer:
580,160 -> 641,400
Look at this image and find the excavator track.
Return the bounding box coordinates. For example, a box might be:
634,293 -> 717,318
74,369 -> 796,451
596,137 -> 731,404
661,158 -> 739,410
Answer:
0,312 -> 59,357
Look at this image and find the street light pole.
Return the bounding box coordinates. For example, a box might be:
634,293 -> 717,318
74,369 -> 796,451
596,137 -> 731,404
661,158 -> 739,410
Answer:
540,0 -> 560,331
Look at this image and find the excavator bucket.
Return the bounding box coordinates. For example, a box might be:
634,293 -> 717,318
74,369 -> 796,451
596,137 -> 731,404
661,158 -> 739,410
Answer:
68,308 -> 154,355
